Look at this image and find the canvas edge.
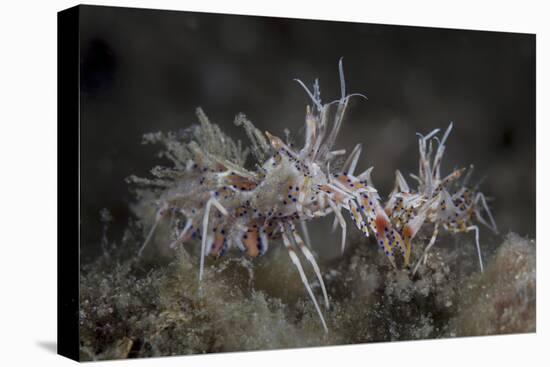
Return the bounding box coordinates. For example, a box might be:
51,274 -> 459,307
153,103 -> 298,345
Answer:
57,4 -> 81,362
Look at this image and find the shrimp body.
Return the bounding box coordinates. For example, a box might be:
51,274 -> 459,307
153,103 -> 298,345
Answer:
379,123 -> 498,274
128,60 -> 498,333
130,60 -> 376,333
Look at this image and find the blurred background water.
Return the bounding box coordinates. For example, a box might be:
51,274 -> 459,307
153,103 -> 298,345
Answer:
78,5 -> 535,263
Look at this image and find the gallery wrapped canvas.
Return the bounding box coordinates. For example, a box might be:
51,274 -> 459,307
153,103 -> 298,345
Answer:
58,4 -> 535,362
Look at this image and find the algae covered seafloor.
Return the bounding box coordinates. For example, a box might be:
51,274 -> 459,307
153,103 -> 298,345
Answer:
79,228 -> 535,361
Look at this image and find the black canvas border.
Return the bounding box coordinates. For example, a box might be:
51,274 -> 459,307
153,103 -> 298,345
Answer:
57,5 -> 80,362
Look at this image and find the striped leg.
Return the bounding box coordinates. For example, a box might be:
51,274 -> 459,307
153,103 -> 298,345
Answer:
412,223 -> 439,276
467,225 -> 484,272
327,199 -> 347,254
199,196 -> 228,283
169,218 -> 193,249
290,225 -> 329,309
281,225 -> 328,333
138,203 -> 168,257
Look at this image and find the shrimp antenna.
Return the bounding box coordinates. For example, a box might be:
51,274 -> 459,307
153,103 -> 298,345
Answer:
294,78 -> 323,111
339,57 -> 346,101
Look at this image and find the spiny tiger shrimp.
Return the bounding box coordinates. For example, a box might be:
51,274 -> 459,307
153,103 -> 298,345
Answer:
128,59 -> 373,333
127,58 -> 499,333
411,123 -> 498,274
381,122 -> 499,275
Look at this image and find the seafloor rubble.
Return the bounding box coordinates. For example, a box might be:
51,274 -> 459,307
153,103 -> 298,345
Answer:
79,221 -> 535,361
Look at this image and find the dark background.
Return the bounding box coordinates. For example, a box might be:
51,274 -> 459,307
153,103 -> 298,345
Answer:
79,5 -> 535,263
